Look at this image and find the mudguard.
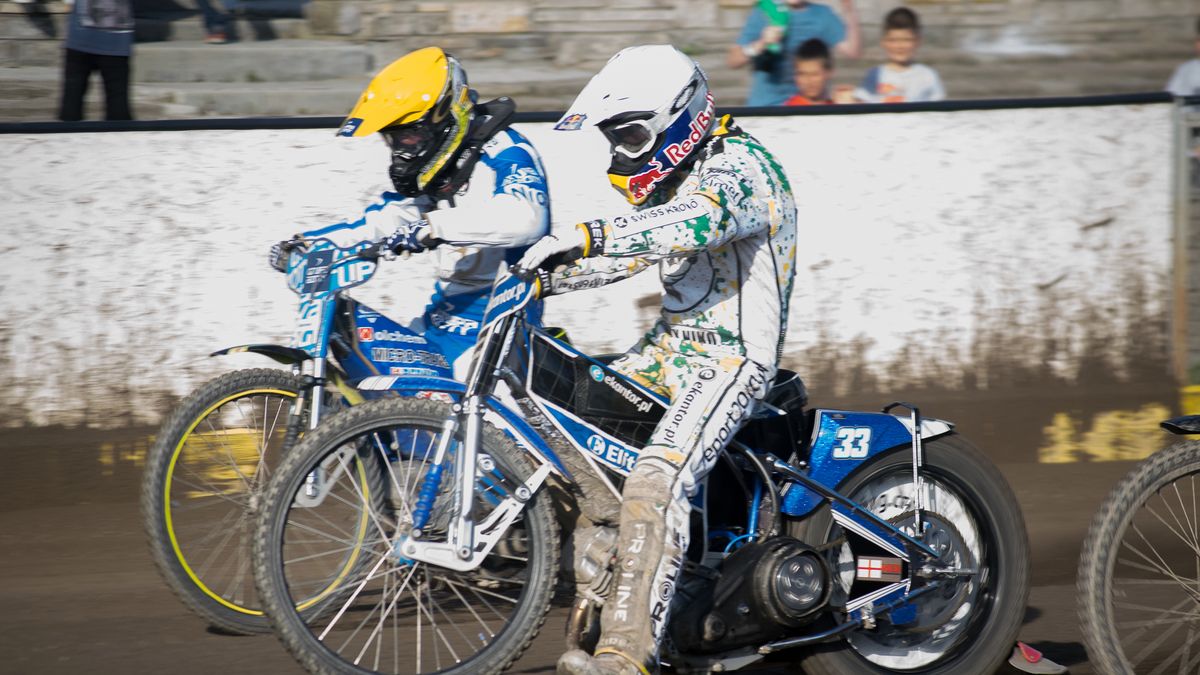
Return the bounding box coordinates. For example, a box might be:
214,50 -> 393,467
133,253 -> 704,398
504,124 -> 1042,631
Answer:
1162,415 -> 1200,435
357,375 -> 569,477
211,343 -> 310,365
780,409 -> 954,518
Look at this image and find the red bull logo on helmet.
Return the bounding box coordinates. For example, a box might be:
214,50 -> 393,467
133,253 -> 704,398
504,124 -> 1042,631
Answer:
662,92 -> 715,164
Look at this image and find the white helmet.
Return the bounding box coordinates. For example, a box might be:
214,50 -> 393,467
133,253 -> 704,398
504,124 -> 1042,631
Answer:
554,45 -> 716,205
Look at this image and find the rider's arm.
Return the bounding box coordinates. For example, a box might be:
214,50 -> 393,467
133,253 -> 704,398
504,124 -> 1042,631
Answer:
299,193 -> 428,248
425,130 -> 550,247
589,151 -> 775,260
543,254 -> 653,295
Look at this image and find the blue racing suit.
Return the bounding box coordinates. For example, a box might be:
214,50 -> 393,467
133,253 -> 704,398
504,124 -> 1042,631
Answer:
303,126 -> 550,375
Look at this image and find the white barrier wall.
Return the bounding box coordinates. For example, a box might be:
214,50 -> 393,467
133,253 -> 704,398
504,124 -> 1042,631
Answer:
0,104 -> 1174,427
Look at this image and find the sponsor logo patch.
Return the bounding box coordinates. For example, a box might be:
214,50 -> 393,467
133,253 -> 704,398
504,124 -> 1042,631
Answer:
357,327 -> 374,341
554,112 -> 586,131
856,556 -> 904,582
590,365 -> 605,382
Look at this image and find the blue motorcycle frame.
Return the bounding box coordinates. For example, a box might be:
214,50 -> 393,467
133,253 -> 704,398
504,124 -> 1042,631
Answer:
213,236 -> 462,436
354,269 -> 968,651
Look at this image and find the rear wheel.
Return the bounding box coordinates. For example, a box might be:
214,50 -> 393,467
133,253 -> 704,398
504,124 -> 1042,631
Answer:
253,397 -> 560,675
141,368 -> 302,634
791,434 -> 1030,674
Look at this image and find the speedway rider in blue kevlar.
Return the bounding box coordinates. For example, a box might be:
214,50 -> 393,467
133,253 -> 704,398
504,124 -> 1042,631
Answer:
515,45 -> 799,675
269,46 -> 550,374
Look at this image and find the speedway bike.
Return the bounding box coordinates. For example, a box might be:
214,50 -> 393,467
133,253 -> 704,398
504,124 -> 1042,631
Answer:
1077,416 -> 1200,674
250,267 -> 1031,675
140,234 -> 464,634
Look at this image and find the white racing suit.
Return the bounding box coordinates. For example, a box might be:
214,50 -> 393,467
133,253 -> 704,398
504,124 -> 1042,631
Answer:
302,127 -> 551,374
546,116 -> 798,671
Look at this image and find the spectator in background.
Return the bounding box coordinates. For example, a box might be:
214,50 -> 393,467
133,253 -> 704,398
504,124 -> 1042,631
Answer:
58,0 -> 134,121
1166,17 -> 1200,97
728,0 -> 861,106
197,0 -> 238,44
785,38 -> 854,105
854,6 -> 944,103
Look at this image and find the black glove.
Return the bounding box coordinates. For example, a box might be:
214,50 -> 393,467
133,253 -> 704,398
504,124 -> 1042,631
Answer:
269,237 -> 305,273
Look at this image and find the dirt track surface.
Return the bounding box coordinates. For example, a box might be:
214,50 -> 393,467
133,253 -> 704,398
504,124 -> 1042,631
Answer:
0,427 -> 1137,674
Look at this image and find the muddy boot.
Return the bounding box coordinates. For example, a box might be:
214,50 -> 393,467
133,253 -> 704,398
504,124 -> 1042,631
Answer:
557,649 -> 646,675
591,458 -> 686,675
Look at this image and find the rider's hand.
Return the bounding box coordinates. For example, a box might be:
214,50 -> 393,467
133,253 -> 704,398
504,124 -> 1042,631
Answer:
268,236 -> 304,273
514,224 -> 592,275
385,218 -> 433,254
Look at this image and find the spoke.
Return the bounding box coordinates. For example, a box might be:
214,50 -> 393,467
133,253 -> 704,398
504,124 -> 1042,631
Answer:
171,473 -> 249,506
1114,596 -> 1199,646
194,507 -> 252,580
442,575 -> 499,638
352,566 -> 412,667
1170,482 -> 1199,554
1144,501 -> 1200,560
317,554 -> 402,641
332,450 -> 394,547
1121,531 -> 1200,603
1132,613 -> 1187,669
437,575 -> 522,605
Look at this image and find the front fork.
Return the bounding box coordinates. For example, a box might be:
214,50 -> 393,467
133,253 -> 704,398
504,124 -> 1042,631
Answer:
397,393 -> 551,572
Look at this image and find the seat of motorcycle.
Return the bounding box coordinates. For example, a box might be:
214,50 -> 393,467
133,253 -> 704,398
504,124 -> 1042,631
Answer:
764,369 -> 808,413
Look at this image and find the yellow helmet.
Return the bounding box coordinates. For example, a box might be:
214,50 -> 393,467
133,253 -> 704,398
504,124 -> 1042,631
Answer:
338,47 -> 473,196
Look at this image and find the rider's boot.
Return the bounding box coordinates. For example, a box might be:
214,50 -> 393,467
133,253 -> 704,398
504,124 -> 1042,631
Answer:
557,455 -> 685,675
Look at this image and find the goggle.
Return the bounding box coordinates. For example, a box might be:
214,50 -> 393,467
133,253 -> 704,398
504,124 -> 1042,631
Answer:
600,118 -> 656,159
382,123 -> 436,160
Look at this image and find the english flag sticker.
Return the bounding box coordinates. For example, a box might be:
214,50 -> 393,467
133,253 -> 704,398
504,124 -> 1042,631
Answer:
856,556 -> 904,582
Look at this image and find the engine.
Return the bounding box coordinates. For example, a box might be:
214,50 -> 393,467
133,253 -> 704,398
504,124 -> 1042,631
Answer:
670,536 -> 831,653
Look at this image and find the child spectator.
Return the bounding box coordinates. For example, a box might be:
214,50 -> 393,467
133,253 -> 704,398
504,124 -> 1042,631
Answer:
1166,17 -> 1200,97
728,0 -> 862,106
854,6 -> 945,103
785,38 -> 854,105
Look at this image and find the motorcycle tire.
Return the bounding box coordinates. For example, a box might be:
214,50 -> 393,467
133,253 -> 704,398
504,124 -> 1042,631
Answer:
141,367 -> 304,635
791,434 -> 1030,675
253,396 -> 560,675
1076,439 -> 1200,674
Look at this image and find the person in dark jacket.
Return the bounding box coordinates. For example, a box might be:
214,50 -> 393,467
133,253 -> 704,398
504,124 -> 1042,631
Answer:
58,0 -> 134,121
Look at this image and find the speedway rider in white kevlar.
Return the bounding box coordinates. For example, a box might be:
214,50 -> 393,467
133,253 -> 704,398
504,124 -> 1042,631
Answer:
269,46 -> 550,375
515,45 -> 798,675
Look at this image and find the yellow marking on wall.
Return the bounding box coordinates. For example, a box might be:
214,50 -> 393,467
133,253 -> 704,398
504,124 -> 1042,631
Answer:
1039,403 -> 1170,463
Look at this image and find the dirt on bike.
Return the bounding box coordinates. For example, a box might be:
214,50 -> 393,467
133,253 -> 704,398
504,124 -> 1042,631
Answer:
250,267 -> 1031,674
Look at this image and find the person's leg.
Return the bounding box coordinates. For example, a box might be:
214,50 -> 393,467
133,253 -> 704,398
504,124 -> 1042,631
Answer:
58,48 -> 92,122
97,54 -> 132,121
195,0 -> 229,41
560,352 -> 774,674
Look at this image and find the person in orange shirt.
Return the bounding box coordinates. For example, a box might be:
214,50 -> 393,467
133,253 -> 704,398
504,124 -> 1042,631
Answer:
783,39 -> 854,105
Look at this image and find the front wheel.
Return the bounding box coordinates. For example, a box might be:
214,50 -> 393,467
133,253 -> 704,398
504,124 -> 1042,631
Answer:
1077,439 -> 1200,674
252,397 -> 560,675
791,434 -> 1030,674
140,367 -> 303,634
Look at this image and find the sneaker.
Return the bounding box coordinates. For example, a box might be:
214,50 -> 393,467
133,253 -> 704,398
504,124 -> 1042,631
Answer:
1008,642 -> 1068,674
204,32 -> 228,44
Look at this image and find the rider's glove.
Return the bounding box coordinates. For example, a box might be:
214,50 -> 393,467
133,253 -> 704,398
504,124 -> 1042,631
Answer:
513,222 -> 596,275
385,218 -> 433,254
268,236 -> 305,273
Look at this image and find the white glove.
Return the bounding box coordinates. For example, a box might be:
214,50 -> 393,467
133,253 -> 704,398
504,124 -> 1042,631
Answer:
514,225 -> 590,275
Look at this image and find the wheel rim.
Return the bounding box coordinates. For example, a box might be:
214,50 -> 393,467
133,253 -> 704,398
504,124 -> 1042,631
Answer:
274,422 -> 538,674
829,470 -> 988,670
164,387 -> 295,615
1106,468 -> 1200,673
